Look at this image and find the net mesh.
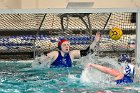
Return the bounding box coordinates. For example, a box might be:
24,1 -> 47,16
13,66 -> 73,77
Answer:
0,13 -> 136,60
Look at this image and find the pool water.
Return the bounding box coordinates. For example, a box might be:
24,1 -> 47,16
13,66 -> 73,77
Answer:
0,62 -> 140,93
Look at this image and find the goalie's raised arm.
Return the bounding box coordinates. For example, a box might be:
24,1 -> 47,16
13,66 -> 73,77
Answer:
90,31 -> 101,50
70,31 -> 101,58
32,31 -> 101,68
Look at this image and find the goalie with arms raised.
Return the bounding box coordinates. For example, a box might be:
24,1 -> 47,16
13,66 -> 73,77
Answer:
32,32 -> 101,68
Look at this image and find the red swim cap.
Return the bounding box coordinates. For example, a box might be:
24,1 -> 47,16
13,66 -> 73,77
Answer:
58,39 -> 68,50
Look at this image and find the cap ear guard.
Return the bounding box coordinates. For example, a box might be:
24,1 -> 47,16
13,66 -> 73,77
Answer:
58,45 -> 61,50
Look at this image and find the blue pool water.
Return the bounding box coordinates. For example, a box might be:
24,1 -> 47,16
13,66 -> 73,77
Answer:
0,62 -> 140,93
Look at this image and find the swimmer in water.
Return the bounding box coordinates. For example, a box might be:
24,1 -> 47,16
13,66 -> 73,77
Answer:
32,32 -> 101,68
86,54 -> 135,84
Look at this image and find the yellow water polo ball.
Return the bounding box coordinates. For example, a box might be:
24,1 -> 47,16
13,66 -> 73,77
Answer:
109,27 -> 123,40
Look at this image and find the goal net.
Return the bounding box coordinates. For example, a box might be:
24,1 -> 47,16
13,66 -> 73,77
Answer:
0,13 -> 136,60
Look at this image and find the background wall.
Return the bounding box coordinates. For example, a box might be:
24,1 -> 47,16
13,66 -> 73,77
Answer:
0,0 -> 139,9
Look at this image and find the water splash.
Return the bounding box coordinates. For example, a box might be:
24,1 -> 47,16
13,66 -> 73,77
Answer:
32,55 -> 51,69
79,53 -> 122,86
79,53 -> 121,70
80,66 -> 116,87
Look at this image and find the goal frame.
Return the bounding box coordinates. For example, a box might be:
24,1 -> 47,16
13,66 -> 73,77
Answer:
0,8 -> 140,64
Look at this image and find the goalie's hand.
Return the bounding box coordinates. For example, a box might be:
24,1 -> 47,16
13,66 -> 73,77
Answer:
95,31 -> 101,42
90,32 -> 101,49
